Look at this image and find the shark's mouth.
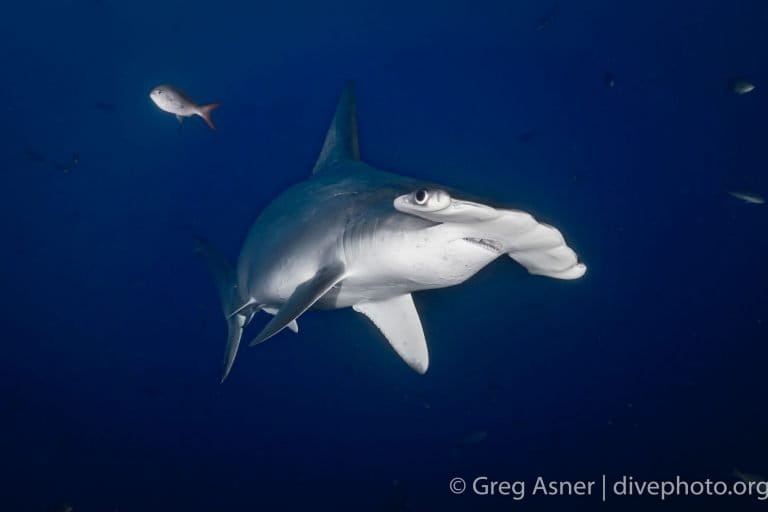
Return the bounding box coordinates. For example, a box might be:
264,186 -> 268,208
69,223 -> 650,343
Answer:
462,237 -> 503,254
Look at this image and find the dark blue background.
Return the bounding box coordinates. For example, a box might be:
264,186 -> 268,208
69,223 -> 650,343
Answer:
1,0 -> 767,510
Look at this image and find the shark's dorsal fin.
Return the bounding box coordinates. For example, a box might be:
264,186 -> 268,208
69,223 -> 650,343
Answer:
353,294 -> 429,374
249,262 -> 346,346
312,82 -> 360,174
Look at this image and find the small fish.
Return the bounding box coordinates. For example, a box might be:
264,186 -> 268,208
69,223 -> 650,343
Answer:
149,84 -> 220,130
604,72 -> 616,88
731,80 -> 755,95
729,191 -> 765,204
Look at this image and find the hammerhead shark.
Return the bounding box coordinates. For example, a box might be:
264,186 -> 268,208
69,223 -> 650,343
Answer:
197,84 -> 586,382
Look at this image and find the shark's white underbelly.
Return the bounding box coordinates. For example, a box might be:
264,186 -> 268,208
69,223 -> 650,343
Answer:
242,221 -> 501,310
324,224 -> 502,308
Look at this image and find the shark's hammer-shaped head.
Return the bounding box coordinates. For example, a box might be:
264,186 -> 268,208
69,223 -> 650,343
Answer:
337,181 -> 585,307
392,187 -> 587,282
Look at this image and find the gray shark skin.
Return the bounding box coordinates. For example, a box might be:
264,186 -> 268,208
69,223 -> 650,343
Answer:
197,84 -> 586,382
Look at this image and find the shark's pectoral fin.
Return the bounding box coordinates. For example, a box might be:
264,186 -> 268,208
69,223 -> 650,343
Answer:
249,263 -> 346,346
263,307 -> 299,333
353,294 -> 429,374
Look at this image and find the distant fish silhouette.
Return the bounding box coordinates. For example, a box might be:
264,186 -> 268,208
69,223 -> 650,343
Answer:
728,191 -> 764,204
730,79 -> 755,95
604,72 -> 616,88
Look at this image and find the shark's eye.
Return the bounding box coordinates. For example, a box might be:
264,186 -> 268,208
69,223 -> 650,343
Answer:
394,188 -> 451,215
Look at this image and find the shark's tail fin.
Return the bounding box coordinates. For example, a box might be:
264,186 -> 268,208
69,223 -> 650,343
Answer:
194,236 -> 258,382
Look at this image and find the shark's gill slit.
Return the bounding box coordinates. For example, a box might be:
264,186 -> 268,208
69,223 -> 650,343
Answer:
463,237 -> 503,253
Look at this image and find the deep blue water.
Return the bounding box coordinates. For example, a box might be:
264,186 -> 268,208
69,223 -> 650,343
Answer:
2,0 -> 768,510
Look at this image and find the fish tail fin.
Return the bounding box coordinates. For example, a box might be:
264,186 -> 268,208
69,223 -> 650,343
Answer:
194,236 -> 257,382
197,103 -> 220,130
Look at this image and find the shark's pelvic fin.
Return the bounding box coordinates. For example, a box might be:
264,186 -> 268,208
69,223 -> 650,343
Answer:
227,297 -> 259,319
263,307 -> 299,333
194,236 -> 261,382
312,82 -> 360,174
250,263 -> 346,346
353,294 -> 429,374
